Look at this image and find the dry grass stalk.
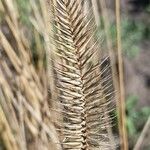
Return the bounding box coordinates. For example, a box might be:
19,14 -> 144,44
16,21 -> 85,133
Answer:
0,104 -> 18,150
91,0 -> 100,26
0,0 -> 60,149
115,0 -> 128,149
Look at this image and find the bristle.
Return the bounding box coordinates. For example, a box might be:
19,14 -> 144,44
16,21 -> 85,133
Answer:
50,0 -> 116,149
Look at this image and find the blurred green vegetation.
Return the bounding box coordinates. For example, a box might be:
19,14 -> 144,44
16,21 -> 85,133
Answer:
14,0 -> 46,69
15,0 -> 31,26
98,17 -> 150,58
126,95 -> 150,149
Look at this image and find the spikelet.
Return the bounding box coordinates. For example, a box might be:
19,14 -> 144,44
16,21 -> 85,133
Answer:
48,0 -> 116,149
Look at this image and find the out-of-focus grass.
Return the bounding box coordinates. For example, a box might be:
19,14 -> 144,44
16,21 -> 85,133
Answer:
97,17 -> 150,58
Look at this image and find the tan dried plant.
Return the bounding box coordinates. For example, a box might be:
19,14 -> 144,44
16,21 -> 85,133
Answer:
0,0 -> 117,149
48,0 -> 116,149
